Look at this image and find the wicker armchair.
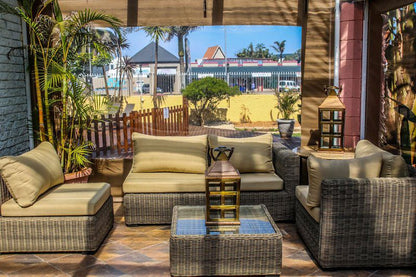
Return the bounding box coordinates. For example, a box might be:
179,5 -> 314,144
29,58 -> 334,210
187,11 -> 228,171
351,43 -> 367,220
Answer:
0,178 -> 114,253
296,177 -> 416,269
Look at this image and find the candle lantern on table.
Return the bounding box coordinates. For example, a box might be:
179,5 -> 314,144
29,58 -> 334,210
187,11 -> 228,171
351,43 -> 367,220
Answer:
318,86 -> 346,151
205,146 -> 240,226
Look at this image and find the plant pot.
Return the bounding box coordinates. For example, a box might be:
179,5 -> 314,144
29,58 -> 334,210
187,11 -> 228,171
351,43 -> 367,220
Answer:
64,167 -> 92,184
277,119 -> 295,138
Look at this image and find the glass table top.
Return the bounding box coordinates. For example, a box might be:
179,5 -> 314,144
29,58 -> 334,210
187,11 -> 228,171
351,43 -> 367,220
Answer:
174,205 -> 276,236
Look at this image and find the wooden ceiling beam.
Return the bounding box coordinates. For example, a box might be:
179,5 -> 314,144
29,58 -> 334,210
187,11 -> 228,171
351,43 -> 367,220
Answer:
59,0 -> 300,26
127,0 -> 138,26
212,0 -> 224,25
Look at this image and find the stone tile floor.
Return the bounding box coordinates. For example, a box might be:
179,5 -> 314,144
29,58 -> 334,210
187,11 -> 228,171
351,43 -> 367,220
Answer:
0,202 -> 415,276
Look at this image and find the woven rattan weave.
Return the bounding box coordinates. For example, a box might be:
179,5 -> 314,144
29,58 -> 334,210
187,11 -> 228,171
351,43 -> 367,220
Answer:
124,142 -> 299,225
296,177 -> 416,268
0,178 -> 114,253
170,205 -> 282,276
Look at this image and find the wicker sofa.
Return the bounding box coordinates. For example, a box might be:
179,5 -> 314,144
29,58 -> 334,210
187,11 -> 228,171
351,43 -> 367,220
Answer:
123,133 -> 299,225
0,142 -> 114,253
296,140 -> 416,268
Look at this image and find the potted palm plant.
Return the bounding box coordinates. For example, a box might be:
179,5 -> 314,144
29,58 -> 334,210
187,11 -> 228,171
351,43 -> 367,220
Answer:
275,90 -> 300,138
1,0 -> 121,182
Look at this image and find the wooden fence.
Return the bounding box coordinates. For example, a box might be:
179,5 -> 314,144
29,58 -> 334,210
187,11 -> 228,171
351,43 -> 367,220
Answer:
72,102 -> 189,157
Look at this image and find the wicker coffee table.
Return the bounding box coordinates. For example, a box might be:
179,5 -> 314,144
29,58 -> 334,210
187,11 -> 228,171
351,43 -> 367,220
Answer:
170,205 -> 282,276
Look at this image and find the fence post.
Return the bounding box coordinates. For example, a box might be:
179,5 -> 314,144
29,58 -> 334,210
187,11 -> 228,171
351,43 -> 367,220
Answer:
152,107 -> 158,136
182,97 -> 189,135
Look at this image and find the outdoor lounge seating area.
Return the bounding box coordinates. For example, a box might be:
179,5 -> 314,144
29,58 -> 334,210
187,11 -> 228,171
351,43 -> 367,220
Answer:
0,132 -> 415,276
1,0 -> 416,276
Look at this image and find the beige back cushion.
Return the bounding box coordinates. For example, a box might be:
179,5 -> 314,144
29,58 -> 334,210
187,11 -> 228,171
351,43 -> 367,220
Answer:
355,140 -> 408,177
208,134 -> 274,173
132,133 -> 208,173
0,142 -> 64,207
306,153 -> 383,207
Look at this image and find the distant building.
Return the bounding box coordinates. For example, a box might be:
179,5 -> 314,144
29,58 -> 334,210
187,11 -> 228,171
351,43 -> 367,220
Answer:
193,46 -> 301,68
188,46 -> 301,92
203,45 -> 226,60
106,42 -> 180,93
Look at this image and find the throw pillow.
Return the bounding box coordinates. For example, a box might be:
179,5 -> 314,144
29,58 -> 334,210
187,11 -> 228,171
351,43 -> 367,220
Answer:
355,140 -> 408,177
132,133 -> 208,173
208,134 -> 274,173
0,142 -> 64,207
306,153 -> 383,207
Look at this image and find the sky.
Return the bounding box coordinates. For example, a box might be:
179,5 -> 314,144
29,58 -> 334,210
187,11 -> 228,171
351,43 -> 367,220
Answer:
123,26 -> 302,61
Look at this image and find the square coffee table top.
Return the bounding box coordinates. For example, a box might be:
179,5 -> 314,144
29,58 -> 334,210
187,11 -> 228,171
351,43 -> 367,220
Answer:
171,205 -> 282,237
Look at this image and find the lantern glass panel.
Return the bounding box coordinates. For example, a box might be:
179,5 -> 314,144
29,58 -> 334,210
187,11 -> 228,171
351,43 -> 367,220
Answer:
322,123 -> 331,134
321,110 -> 331,121
333,111 -> 343,121
332,138 -> 342,148
321,137 -> 330,148
209,195 -> 221,205
224,195 -> 237,205
333,124 -> 342,134
224,210 -> 237,219
209,210 -> 221,219
208,183 -> 221,192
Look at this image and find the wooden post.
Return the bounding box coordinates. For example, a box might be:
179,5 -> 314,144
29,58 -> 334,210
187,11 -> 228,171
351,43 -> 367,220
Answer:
122,113 -> 128,153
101,115 -> 107,156
108,114 -> 115,154
152,107 -> 158,136
116,113 -> 121,155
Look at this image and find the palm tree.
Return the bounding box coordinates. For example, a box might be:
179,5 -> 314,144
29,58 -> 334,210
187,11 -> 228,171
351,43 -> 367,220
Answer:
119,56 -> 137,96
166,26 -> 198,90
92,28 -> 124,98
255,43 -> 267,58
236,42 -> 256,58
46,2 -> 121,171
142,26 -> 169,108
272,40 -> 286,64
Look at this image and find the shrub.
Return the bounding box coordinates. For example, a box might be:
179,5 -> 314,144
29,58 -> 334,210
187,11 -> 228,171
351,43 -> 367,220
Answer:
183,77 -> 240,125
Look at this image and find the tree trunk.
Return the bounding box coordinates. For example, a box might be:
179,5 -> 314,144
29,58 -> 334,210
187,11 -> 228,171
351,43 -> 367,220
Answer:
102,65 -> 109,97
153,39 -> 159,108
118,48 -> 123,100
33,55 -> 46,141
178,33 -> 185,90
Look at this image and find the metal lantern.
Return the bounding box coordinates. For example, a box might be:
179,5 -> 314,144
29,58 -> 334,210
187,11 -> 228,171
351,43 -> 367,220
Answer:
318,87 -> 346,151
205,146 -> 241,226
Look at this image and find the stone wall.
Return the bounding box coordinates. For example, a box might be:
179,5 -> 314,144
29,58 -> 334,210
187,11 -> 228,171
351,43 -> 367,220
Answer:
0,2 -> 30,156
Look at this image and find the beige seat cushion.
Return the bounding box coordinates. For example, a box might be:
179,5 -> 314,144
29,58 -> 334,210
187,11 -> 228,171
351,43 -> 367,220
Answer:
0,142 -> 64,207
307,154 -> 383,207
355,140 -> 409,177
240,173 -> 283,191
296,186 -> 320,222
1,183 -> 111,217
123,172 -> 206,193
132,133 -> 208,174
208,134 -> 274,173
123,172 -> 283,193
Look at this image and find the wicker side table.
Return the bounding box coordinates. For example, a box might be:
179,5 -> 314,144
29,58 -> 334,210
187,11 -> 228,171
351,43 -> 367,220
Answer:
170,205 -> 282,276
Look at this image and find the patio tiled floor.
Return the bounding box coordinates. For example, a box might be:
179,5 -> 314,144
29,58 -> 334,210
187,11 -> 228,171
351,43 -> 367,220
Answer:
0,202 -> 415,276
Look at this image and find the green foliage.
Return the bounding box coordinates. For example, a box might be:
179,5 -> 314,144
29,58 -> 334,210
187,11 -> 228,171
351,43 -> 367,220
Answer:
182,77 -> 240,125
271,40 -> 286,63
284,49 -> 301,62
275,90 -> 299,120
236,42 -> 277,59
0,0 -> 122,173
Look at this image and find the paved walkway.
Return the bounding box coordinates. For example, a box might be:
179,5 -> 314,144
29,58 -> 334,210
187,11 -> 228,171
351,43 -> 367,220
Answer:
0,202 -> 413,276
